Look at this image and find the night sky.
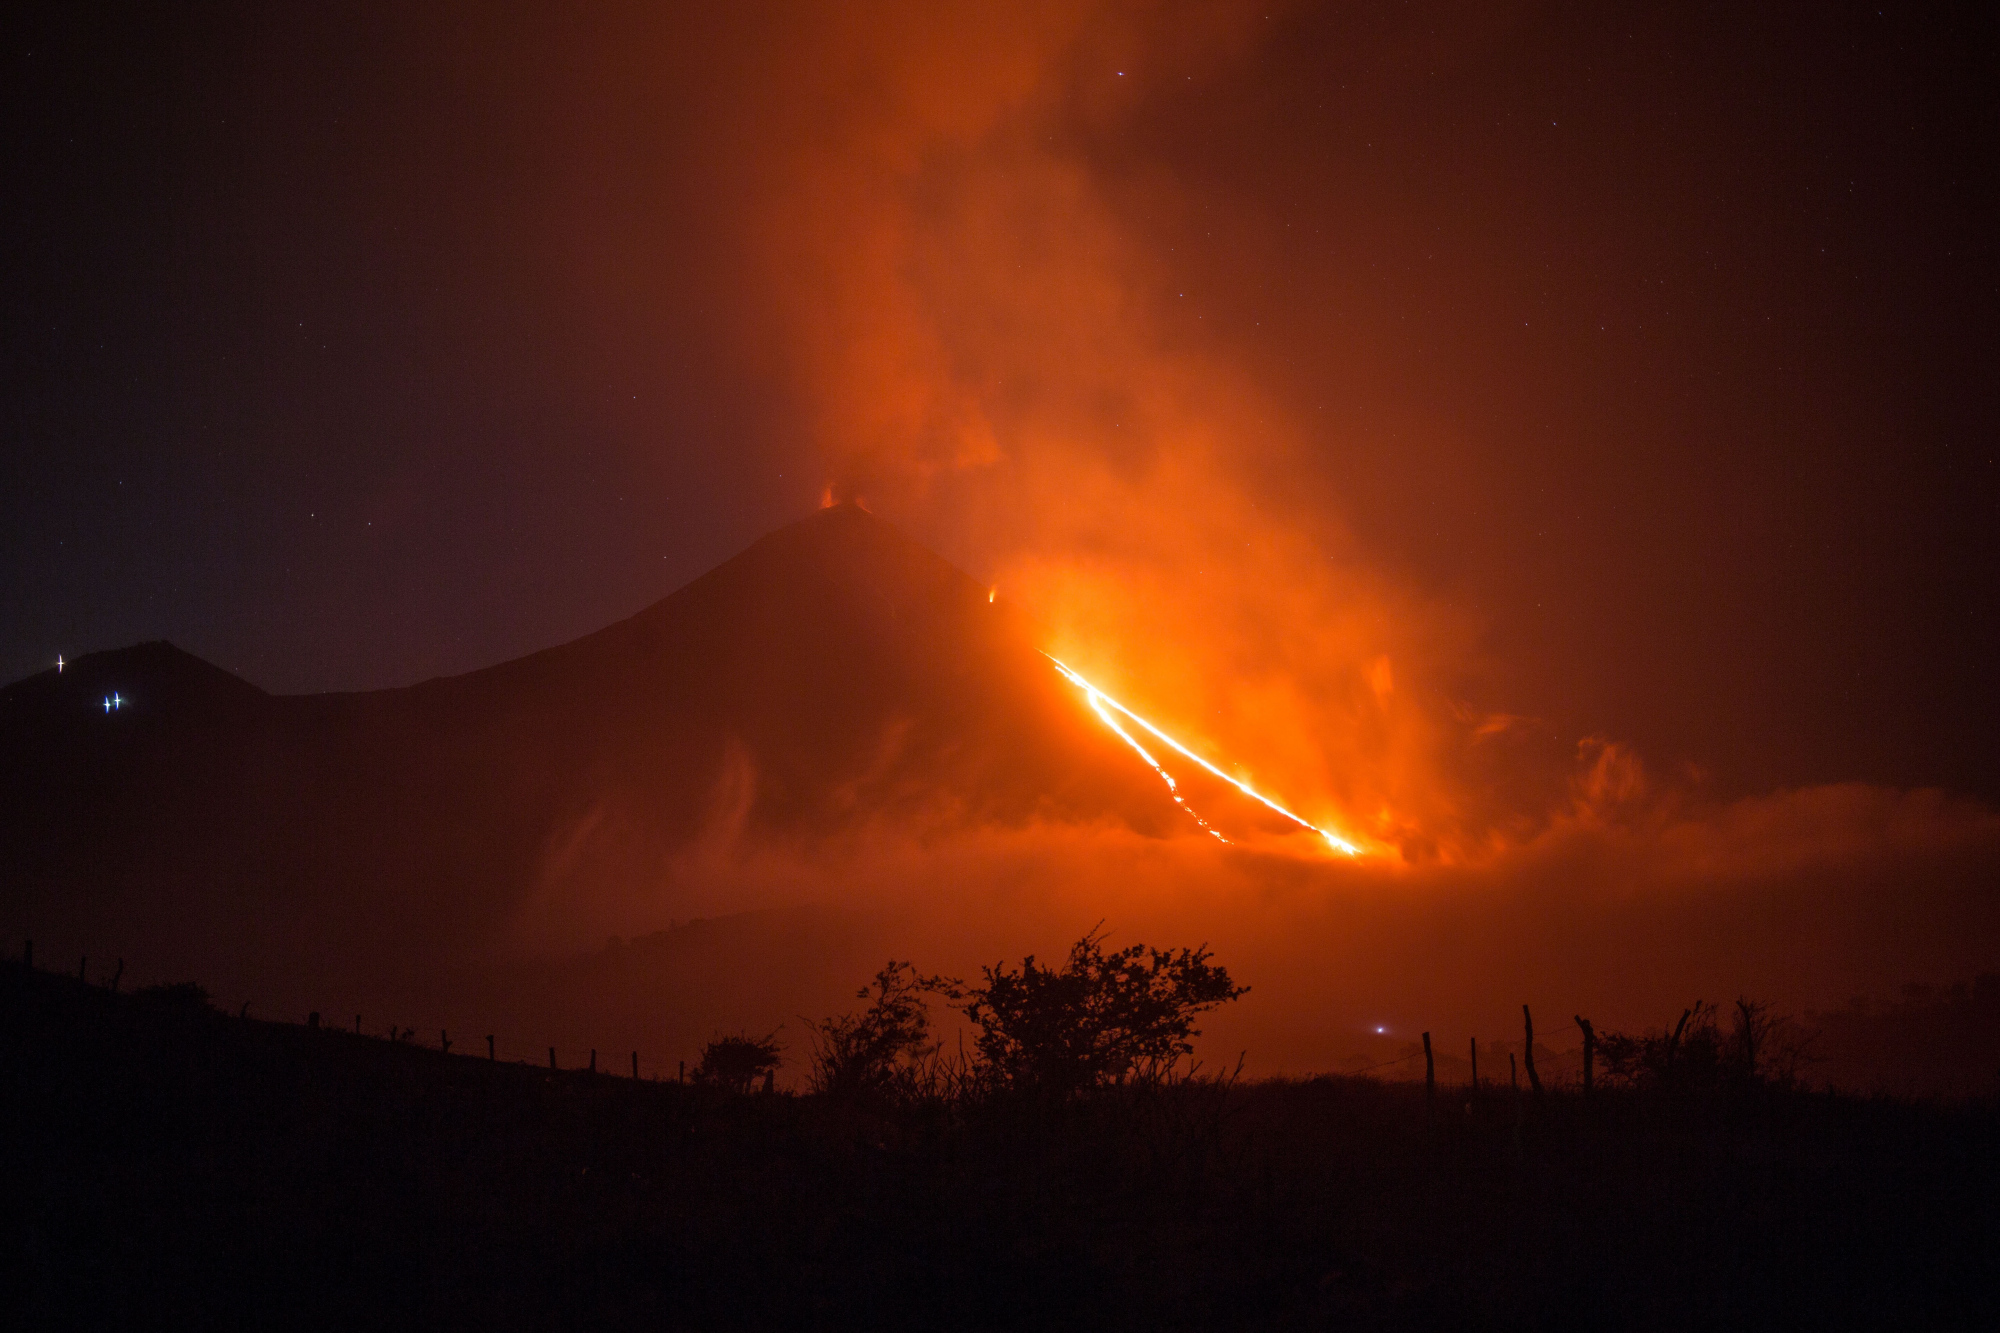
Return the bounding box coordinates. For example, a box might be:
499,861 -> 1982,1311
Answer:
5,1 -> 1995,807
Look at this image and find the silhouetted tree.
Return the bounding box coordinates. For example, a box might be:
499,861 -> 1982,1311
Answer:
807,961 -> 959,1099
956,928 -> 1246,1096
694,1032 -> 783,1094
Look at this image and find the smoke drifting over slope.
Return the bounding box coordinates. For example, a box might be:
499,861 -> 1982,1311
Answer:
623,2 -> 2000,1075
704,3 -> 1494,858
701,1 -> 1997,878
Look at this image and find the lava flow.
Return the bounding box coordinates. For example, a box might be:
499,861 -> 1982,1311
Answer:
1046,654 -> 1362,856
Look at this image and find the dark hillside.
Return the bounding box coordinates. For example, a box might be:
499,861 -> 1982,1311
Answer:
4,958 -> 1996,1329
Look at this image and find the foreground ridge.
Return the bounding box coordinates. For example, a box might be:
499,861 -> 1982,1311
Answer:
5,954 -> 1995,1330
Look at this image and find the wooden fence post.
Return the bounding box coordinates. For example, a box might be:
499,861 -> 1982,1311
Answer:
1667,1006 -> 1693,1075
356,1014 -> 363,1033
110,959 -> 122,992
441,1030 -> 452,1056
1522,1005 -> 1543,1097
631,1051 -> 639,1079
1470,1037 -> 1479,1092
1574,1016 -> 1596,1096
1510,1051 -> 1524,1157
589,1049 -> 597,1074
678,1060 -> 685,1084
487,1034 -> 496,1061
1422,1031 -> 1436,1125
549,1047 -> 558,1070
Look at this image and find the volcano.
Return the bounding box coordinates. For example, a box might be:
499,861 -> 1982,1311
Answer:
0,505 -> 1295,1034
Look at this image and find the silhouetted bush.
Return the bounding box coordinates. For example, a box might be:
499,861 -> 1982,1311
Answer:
1596,997 -> 1812,1096
955,927 -> 1246,1096
694,1031 -> 783,1093
806,961 -> 959,1100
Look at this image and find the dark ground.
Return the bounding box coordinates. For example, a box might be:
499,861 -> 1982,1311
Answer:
3,961 -> 1995,1331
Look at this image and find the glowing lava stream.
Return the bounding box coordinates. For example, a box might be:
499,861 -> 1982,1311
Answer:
1046,654 -> 1362,856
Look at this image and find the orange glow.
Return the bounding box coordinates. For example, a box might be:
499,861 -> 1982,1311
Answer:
1047,653 -> 1362,856
1075,671 -> 1231,845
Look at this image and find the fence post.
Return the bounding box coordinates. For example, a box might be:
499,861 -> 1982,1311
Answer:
589,1049 -> 596,1074
110,959 -> 122,992
632,1051 -> 639,1079
1667,1006 -> 1693,1075
678,1060 -> 685,1084
487,1034 -> 496,1061
1510,1052 -> 1524,1157
1470,1037 -> 1479,1092
441,1030 -> 452,1056
1522,1005 -> 1543,1098
1574,1016 -> 1596,1096
549,1047 -> 558,1070
1422,1031 -> 1436,1125
356,1014 -> 362,1034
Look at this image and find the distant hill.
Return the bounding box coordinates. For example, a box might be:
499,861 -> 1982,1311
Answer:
0,505 -> 1218,1022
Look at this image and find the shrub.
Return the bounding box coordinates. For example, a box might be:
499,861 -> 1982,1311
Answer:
693,1032 -> 783,1094
1597,997 -> 1811,1095
806,961 -> 959,1099
956,928 -> 1246,1096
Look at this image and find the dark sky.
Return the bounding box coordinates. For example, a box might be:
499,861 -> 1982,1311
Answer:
4,1 -> 1995,805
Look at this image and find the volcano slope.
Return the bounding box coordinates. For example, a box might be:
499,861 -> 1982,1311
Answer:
0,505 -> 1241,1037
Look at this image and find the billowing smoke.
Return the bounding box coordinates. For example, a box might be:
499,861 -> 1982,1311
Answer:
481,3 -> 2000,1081
701,2 -> 1481,856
